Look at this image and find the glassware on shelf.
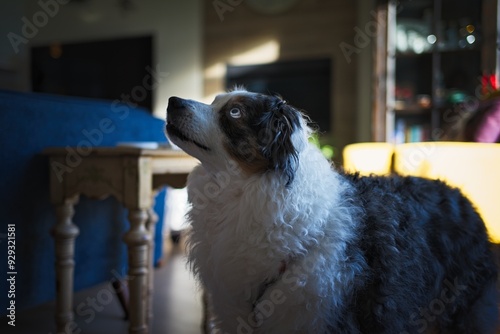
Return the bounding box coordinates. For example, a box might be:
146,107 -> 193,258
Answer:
396,19 -> 433,54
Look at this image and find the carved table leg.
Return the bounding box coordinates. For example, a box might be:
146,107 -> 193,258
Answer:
52,197 -> 79,334
146,200 -> 159,320
123,209 -> 151,334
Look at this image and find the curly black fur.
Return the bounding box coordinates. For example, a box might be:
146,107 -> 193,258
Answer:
258,99 -> 302,186
336,173 -> 498,334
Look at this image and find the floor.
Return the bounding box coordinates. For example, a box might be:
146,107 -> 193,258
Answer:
0,238 -> 204,334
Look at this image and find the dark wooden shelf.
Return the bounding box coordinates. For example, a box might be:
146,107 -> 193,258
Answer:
395,46 -> 481,58
394,104 -> 433,115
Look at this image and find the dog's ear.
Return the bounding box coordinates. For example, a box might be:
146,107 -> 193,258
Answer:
259,99 -> 302,186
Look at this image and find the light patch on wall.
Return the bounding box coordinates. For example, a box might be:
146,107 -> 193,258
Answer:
203,40 -> 280,102
228,40 -> 280,66
205,62 -> 226,79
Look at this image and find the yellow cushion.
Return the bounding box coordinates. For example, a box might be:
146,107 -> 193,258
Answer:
343,142 -> 394,176
394,142 -> 500,242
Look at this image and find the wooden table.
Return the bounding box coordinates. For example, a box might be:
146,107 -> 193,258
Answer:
44,147 -> 198,334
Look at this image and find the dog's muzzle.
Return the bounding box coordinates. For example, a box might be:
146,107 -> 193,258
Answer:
166,97 -> 210,151
168,96 -> 187,110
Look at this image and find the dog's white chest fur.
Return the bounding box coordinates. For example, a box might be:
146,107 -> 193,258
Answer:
187,165 -> 288,293
186,146 -> 359,333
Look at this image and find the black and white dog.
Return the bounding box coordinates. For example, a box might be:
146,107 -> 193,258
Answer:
166,89 -> 498,333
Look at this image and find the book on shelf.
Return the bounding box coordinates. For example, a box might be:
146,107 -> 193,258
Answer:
394,119 -> 431,144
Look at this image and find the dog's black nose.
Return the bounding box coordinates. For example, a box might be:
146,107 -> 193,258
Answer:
168,96 -> 186,109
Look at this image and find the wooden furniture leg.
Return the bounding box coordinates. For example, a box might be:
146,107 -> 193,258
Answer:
146,194 -> 159,320
52,196 -> 79,334
123,208 -> 151,334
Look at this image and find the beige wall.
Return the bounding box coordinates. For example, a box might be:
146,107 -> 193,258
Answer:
1,0 -> 203,118
203,0 -> 359,152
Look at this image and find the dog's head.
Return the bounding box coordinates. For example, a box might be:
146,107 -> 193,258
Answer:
166,89 -> 310,185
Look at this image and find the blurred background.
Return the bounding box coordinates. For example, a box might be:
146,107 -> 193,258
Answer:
2,0 -> 497,153
1,0 -> 372,157
0,0 -> 499,333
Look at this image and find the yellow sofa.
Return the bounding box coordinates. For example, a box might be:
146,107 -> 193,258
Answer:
343,142 -> 500,242
342,142 -> 394,176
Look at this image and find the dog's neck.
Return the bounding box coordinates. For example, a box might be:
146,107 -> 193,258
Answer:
198,157 -> 293,191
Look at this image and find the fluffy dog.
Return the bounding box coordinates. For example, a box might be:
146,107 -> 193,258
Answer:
165,89 -> 498,333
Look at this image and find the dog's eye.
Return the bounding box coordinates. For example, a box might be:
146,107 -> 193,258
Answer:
229,108 -> 241,119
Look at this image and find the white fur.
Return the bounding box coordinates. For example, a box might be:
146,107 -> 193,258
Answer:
168,91 -> 362,333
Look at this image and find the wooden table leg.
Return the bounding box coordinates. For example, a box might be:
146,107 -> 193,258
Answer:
146,202 -> 159,320
123,208 -> 151,334
52,197 -> 79,334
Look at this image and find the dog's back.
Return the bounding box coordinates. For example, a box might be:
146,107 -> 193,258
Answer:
342,173 -> 498,333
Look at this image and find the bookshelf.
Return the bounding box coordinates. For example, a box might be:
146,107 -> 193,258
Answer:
373,0 -> 499,143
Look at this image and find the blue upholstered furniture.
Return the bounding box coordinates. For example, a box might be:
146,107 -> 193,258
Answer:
0,90 -> 169,313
